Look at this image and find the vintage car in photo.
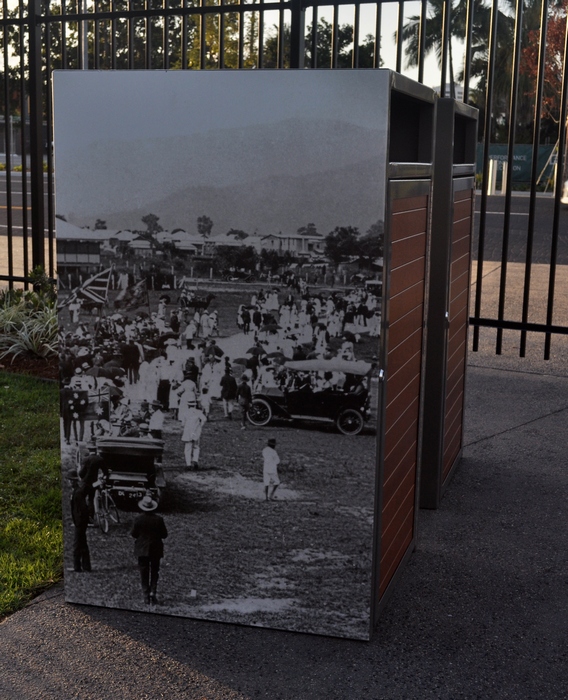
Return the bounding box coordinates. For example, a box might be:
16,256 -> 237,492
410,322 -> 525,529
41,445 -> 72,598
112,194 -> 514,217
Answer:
247,358 -> 374,435
94,435 -> 166,511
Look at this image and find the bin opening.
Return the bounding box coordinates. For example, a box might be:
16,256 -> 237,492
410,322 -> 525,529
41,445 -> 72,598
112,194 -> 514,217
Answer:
453,113 -> 477,164
389,90 -> 433,164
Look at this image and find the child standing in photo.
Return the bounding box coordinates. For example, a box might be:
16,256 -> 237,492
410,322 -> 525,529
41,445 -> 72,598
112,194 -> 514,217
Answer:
262,438 -> 280,501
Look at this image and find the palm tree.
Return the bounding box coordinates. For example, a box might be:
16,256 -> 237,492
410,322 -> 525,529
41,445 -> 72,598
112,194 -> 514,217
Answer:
398,0 -> 512,98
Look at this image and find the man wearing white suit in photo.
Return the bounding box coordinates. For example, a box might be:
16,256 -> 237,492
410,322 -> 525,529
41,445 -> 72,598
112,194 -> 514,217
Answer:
181,401 -> 206,470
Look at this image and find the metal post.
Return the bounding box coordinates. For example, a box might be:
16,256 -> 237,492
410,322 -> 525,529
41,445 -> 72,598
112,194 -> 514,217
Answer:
289,0 -> 305,69
28,0 -> 45,271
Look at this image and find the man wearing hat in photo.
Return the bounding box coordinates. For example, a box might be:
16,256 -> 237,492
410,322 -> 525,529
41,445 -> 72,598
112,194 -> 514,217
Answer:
262,438 -> 281,501
78,444 -> 105,520
220,367 -> 238,420
131,492 -> 168,605
236,374 -> 252,429
69,470 -> 92,572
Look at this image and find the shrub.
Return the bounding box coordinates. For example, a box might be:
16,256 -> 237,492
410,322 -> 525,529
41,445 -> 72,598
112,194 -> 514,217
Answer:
0,290 -> 58,361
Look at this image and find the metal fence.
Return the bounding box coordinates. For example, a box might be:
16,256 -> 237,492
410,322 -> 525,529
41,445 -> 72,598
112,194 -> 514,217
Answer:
1,0 -> 567,358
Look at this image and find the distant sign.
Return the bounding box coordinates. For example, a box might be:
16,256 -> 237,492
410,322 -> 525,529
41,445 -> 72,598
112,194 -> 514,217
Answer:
477,144 -> 555,184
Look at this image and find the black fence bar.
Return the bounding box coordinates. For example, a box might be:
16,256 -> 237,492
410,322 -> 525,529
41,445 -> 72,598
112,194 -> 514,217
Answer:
471,317 -> 568,336
2,0 -> 14,288
1,0 -> 567,361
439,0 -> 449,97
461,0 -> 472,103
417,0 -> 426,84
28,0 -> 45,271
519,0 -> 549,357
544,21 -> 568,360
472,0 -> 499,352
395,0 -> 402,73
495,0 -> 523,356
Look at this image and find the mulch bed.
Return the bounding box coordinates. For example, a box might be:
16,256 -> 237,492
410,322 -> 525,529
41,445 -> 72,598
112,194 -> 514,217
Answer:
0,354 -> 59,381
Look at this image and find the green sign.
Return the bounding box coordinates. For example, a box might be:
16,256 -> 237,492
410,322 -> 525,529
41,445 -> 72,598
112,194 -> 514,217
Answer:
476,144 -> 555,184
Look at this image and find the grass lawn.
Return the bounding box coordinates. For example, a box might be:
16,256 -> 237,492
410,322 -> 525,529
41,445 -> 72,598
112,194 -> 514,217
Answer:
0,372 -> 62,619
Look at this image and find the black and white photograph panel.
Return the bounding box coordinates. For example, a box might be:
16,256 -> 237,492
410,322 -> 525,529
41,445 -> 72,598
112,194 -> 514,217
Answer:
54,70 -> 385,640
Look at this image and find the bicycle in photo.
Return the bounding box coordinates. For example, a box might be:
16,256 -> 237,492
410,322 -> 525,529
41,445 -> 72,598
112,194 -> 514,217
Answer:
92,476 -> 120,534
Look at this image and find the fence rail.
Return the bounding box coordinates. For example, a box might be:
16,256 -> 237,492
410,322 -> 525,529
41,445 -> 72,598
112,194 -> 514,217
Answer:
1,0 -> 568,358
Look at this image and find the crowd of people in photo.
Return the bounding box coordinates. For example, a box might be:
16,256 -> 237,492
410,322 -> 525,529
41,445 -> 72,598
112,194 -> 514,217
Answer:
61,278 -> 380,604
59,281 -> 381,459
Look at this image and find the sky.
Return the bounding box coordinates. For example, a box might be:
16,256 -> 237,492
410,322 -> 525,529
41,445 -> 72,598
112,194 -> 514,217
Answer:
52,70 -> 390,233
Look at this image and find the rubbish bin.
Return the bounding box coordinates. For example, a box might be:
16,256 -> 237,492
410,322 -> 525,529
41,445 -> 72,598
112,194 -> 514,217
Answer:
372,72 -> 436,618
420,98 -> 478,509
53,68 -> 436,639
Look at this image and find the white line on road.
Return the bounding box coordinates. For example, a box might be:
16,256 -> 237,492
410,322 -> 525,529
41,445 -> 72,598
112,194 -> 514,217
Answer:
475,211 -> 530,216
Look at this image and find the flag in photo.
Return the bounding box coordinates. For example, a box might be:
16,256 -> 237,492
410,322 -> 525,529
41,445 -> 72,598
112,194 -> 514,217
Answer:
59,267 -> 113,308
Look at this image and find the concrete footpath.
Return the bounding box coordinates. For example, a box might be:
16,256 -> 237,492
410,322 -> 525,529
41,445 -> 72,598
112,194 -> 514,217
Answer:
1,334 -> 567,699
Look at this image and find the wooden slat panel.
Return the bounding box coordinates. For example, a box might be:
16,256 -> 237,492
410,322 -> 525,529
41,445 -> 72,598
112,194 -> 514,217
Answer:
453,198 -> 472,222
447,336 -> 467,378
387,326 -> 422,378
379,529 -> 414,597
444,390 -> 464,431
385,399 -> 418,462
451,215 -> 472,241
379,511 -> 414,596
451,232 -> 471,262
450,268 -> 469,303
384,436 -> 417,496
384,413 -> 418,464
389,305 -> 423,352
386,349 -> 421,405
449,288 -> 468,322
390,285 -> 424,330
448,303 -> 468,342
390,258 -> 426,296
391,232 -> 427,269
443,422 -> 463,480
446,355 -> 466,400
381,490 -> 415,556
451,251 -> 470,280
392,194 -> 428,214
392,209 -> 428,244
386,371 -> 421,416
378,190 -> 429,600
454,188 -> 472,202
382,473 -> 415,533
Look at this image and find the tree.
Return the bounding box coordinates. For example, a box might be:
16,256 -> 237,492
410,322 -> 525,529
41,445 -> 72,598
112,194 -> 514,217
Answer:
226,228 -> 249,240
325,226 -> 360,267
398,0 -> 503,97
135,213 -> 164,252
359,220 -> 384,262
260,249 -> 282,273
94,219 -> 107,230
197,215 -> 213,239
297,223 -> 319,237
215,245 -> 258,273
520,0 -> 568,127
263,19 -> 379,69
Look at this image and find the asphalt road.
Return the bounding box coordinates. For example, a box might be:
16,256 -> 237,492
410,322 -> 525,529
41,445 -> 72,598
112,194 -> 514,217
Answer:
2,174 -> 568,265
473,192 -> 568,265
